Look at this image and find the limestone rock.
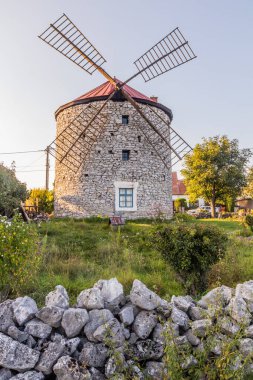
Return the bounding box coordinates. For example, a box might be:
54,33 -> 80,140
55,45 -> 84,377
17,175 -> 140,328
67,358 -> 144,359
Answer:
12,296 -> 38,326
188,306 -> 208,321
0,332 -> 40,372
118,304 -> 134,326
185,329 -> 201,346
7,325 -> 28,343
133,310 -> 158,339
64,337 -> 81,356
219,316 -> 240,336
199,286 -> 232,309
53,355 -> 91,380
191,319 -> 212,337
93,318 -> 125,346
0,300 -> 14,333
95,278 -> 124,309
171,306 -> 189,330
227,297 -> 251,325
84,309 -> 114,342
89,367 -> 105,380
181,355 -> 198,370
24,318 -> 52,339
171,295 -> 194,312
77,288 -> 104,310
36,306 -> 64,328
79,342 -> 108,367
11,371 -> 44,379
35,340 -> 66,374
152,322 -> 179,345
236,281 -> 253,303
45,285 -> 69,309
0,368 -> 12,380
245,325 -> 253,338
62,308 -> 89,338
239,338 -> 253,358
145,361 -> 166,379
130,280 -> 162,311
131,339 -> 163,361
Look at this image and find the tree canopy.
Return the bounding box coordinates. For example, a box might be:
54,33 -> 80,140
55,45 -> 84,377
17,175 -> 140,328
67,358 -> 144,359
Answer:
181,136 -> 252,216
242,166 -> 253,198
0,163 -> 27,217
27,188 -> 54,214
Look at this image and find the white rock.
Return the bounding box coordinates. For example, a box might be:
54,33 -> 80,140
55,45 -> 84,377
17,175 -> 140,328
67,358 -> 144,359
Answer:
0,332 -> 40,372
119,304 -> 134,326
77,288 -> 104,310
226,297 -> 251,325
95,278 -> 124,307
171,306 -> 189,330
236,281 -> 253,303
45,285 -> 69,309
239,338 -> 253,357
62,308 -> 89,338
171,295 -> 194,312
0,368 -> 12,380
35,340 -> 66,374
200,286 -> 232,308
36,306 -> 64,328
25,318 -> 52,339
130,280 -> 162,310
12,296 -> 38,326
53,355 -> 91,380
84,309 -> 114,342
0,300 -> 14,333
191,319 -> 212,337
11,371 -> 44,380
133,310 -> 158,339
93,318 -> 125,346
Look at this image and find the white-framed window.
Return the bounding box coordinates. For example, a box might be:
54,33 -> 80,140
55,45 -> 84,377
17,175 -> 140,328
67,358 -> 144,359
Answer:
114,181 -> 138,211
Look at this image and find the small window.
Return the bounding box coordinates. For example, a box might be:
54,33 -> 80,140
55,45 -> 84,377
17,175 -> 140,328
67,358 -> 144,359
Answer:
122,115 -> 129,125
97,150 -> 101,154
122,150 -> 130,161
138,136 -> 141,142
110,132 -> 114,136
109,150 -> 113,154
119,188 -> 133,208
84,174 -> 89,177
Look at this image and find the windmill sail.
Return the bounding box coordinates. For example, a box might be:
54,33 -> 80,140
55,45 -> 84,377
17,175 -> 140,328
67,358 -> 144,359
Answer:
39,14 -> 107,76
49,103 -> 108,172
133,28 -> 196,82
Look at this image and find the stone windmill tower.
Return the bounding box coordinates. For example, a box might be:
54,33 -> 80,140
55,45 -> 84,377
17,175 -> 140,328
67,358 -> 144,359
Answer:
39,14 -> 196,218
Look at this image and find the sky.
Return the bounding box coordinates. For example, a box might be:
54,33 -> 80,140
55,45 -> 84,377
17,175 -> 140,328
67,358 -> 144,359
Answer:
0,0 -> 252,189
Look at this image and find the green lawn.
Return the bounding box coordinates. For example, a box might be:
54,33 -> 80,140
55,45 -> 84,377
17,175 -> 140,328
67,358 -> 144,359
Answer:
26,217 -> 253,305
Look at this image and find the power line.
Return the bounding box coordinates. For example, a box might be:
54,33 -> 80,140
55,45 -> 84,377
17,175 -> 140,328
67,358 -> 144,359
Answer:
0,149 -> 44,155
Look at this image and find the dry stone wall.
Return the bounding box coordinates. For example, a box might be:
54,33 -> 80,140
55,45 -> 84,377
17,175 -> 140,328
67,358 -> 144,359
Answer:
1,279 -> 253,379
55,100 -> 173,219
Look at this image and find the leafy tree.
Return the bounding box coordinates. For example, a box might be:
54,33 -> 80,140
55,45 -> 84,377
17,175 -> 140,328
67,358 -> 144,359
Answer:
242,166 -> 253,198
27,188 -> 54,214
0,163 -> 27,217
181,136 -> 251,217
174,198 -> 187,212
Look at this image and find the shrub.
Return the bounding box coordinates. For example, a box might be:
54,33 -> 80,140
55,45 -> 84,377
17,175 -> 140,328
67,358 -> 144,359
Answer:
27,188 -> 54,214
0,163 -> 27,217
154,222 -> 228,294
0,214 -> 42,300
245,214 -> 253,232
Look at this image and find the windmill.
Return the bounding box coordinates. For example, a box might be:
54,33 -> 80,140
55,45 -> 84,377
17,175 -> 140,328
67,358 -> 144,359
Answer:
39,13 -> 196,174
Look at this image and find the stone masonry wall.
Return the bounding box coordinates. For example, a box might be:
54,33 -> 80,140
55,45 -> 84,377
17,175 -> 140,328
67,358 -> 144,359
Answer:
1,279 -> 253,379
54,100 -> 173,219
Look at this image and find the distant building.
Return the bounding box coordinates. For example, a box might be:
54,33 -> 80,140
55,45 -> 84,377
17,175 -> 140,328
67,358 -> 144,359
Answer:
172,172 -> 205,209
236,197 -> 253,210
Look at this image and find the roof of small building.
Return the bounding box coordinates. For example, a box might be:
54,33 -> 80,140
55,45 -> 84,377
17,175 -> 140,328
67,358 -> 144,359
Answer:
172,172 -> 187,195
55,79 -> 173,120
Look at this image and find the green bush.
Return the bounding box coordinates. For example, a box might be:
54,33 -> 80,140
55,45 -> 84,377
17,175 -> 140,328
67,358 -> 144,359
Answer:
0,163 -> 27,217
245,214 -> 253,232
0,214 -> 42,300
174,198 -> 187,212
27,188 -> 54,214
154,222 -> 228,294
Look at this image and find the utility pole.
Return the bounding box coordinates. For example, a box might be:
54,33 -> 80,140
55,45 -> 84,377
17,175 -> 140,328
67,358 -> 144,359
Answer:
45,146 -> 50,190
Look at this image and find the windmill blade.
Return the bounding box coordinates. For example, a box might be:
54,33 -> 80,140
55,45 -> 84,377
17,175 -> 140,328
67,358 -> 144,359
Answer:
131,28 -> 196,83
39,14 -> 115,83
122,89 -> 191,170
48,103 -> 109,173
146,105 -> 192,166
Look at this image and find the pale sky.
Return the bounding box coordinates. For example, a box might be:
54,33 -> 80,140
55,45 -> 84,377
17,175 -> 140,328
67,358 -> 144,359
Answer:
0,1 -> 252,189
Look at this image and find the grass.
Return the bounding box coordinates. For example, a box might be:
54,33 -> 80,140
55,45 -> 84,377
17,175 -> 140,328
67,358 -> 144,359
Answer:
25,217 -> 253,306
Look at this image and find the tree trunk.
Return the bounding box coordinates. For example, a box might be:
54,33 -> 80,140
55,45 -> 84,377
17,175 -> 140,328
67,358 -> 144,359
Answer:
211,184 -> 216,218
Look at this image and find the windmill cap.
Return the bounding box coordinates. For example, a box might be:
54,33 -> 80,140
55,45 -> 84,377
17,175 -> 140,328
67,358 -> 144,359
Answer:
55,79 -> 173,121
